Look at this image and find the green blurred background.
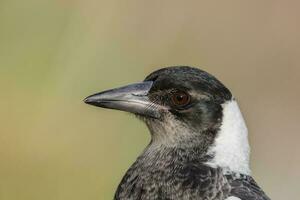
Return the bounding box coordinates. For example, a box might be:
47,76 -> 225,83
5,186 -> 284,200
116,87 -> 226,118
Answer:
0,0 -> 299,199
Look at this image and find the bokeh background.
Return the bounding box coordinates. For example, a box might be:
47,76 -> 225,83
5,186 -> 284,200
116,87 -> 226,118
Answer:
1,0 -> 299,199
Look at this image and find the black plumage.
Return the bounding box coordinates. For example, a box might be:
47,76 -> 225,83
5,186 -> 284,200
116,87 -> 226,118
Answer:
84,66 -> 271,200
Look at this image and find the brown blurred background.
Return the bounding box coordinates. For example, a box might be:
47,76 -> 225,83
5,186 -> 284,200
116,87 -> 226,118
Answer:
0,0 -> 299,199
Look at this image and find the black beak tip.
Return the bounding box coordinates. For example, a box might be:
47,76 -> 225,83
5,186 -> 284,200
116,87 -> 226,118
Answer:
83,96 -> 94,105
83,95 -> 106,107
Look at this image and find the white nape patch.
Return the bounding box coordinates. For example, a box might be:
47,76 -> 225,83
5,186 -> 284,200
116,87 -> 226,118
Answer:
206,100 -> 251,175
225,197 -> 241,200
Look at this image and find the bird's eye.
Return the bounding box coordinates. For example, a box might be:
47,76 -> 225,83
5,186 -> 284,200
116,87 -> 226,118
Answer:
171,91 -> 191,107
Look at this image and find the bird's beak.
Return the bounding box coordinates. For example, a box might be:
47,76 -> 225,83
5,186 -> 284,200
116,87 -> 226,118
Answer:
84,81 -> 161,118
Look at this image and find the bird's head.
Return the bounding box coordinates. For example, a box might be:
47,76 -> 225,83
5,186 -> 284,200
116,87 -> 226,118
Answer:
84,66 -> 231,144
85,66 -> 250,174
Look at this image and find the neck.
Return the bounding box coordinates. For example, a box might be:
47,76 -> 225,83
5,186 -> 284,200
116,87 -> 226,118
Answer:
138,144 -> 212,170
144,113 -> 215,149
206,100 -> 251,175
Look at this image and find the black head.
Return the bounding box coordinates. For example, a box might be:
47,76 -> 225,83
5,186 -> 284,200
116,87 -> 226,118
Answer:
84,66 -> 232,147
145,66 -> 231,104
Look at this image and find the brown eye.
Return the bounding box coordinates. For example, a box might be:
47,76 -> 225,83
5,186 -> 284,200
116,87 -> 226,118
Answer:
171,91 -> 191,107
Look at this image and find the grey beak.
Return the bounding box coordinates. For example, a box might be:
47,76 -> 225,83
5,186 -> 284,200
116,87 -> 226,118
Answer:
84,81 -> 161,118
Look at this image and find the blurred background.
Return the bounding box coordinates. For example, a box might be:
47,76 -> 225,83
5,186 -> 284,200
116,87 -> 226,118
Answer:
0,0 -> 299,199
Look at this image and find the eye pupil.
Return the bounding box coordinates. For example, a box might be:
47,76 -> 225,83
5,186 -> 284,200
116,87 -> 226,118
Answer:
176,95 -> 184,102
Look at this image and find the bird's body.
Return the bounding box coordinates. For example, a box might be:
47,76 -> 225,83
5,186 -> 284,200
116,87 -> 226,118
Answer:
115,150 -> 266,200
84,66 -> 270,200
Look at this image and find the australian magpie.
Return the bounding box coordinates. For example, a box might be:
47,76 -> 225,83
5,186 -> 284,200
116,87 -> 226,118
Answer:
84,66 -> 270,200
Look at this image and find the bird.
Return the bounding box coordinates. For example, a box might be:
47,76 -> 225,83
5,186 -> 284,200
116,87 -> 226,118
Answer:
84,66 -> 271,200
